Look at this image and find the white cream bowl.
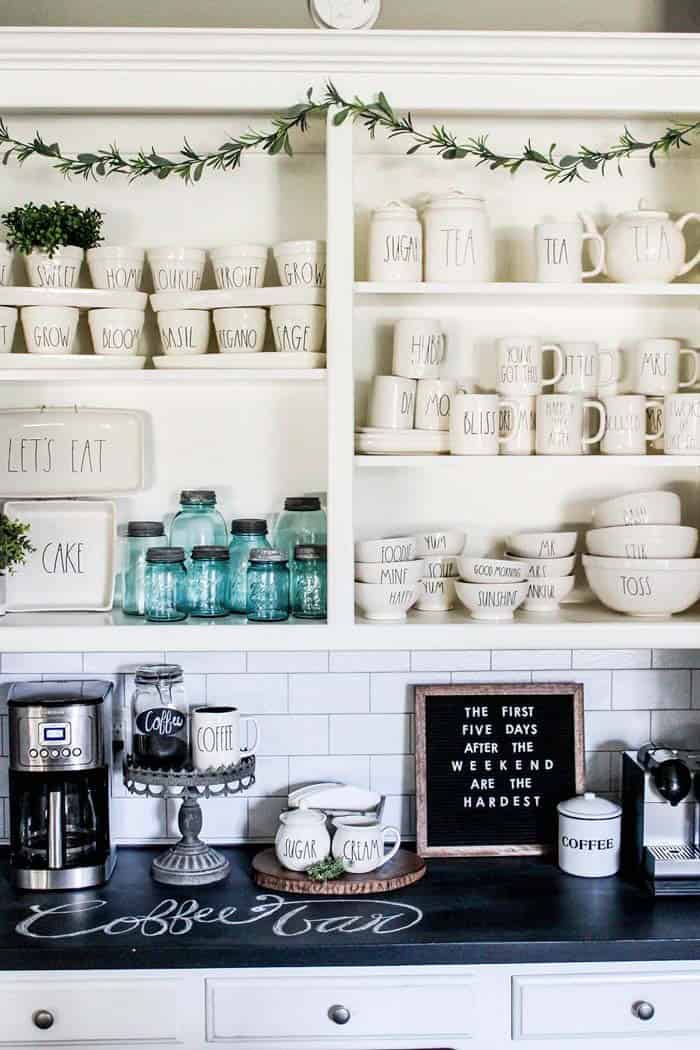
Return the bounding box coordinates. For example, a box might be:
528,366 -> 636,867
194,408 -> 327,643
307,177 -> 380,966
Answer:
415,577 -> 456,612
592,490 -> 681,529
355,581 -> 419,621
586,525 -> 698,559
415,529 -> 465,557
354,537 -> 417,564
583,555 -> 700,618
455,580 -> 528,621
523,575 -> 576,613
506,531 -> 578,559
355,560 -> 424,585
504,554 -> 577,579
458,556 -> 527,583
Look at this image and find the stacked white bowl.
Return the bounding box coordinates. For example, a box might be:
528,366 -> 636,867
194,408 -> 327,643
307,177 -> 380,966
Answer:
583,491 -> 700,618
503,530 -> 578,614
455,554 -> 529,621
354,536 -> 422,621
414,530 -> 464,612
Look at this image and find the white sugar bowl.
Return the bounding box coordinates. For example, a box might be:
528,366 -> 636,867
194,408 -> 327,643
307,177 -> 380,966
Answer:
274,809 -> 330,872
557,792 -> 622,878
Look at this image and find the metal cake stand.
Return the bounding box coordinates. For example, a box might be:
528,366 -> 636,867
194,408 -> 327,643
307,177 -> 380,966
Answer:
123,756 -> 256,886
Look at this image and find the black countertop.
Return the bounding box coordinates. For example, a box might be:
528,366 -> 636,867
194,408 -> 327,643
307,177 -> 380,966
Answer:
2,847 -> 700,970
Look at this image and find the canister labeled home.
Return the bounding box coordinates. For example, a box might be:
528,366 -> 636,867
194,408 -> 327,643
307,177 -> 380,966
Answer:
368,200 -> 422,282
557,792 -> 622,878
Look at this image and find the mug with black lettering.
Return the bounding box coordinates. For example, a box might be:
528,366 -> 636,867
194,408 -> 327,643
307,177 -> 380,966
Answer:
496,336 -> 564,396
450,393 -> 520,455
557,793 -> 621,878
331,816 -> 401,874
392,318 -> 444,379
534,220 -> 605,283
190,706 -> 259,772
663,392 -> 700,454
368,375 -> 417,429
415,379 -> 456,431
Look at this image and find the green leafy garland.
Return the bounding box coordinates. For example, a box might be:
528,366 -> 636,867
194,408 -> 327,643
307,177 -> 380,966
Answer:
0,81 -> 697,186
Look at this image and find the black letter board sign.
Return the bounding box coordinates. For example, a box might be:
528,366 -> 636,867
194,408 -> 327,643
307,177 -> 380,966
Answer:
415,683 -> 584,857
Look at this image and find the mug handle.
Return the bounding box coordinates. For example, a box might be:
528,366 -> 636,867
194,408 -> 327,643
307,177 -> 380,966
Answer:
381,825 -> 401,866
581,231 -> 606,279
582,399 -> 607,446
541,344 -> 565,388
240,717 -> 259,754
676,213 -> 700,276
645,399 -> 664,441
598,348 -> 622,388
497,398 -> 522,444
679,347 -> 700,390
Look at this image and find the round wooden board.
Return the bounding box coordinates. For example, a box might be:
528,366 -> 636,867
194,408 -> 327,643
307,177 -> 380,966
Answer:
252,848 -> 426,895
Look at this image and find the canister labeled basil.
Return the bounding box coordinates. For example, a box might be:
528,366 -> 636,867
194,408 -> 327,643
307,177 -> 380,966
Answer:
557,792 -> 622,878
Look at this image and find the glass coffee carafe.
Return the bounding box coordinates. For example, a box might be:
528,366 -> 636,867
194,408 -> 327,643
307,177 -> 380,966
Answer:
12,771 -> 108,871
131,664 -> 188,771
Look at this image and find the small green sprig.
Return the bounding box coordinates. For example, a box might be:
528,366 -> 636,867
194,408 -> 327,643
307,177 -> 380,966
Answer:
1,201 -> 104,257
306,856 -> 346,882
0,515 -> 34,574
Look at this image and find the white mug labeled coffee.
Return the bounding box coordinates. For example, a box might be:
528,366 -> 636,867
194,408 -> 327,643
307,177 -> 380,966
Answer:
496,336 -> 564,396
534,220 -> 605,283
555,341 -> 619,396
392,318 -> 444,379
415,379 -> 456,431
500,396 -> 536,456
331,816 -> 401,874
450,393 -> 520,455
601,395 -> 663,455
536,393 -> 606,455
664,393 -> 700,455
630,338 -> 699,396
191,706 -> 259,771
368,376 -> 417,429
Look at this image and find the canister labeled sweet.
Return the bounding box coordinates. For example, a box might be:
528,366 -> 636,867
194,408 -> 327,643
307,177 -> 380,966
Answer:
422,190 -> 494,283
368,200 -> 422,282
557,792 -> 622,878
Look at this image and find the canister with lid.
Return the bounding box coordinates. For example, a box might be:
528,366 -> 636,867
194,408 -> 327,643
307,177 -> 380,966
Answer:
422,190 -> 494,283
368,200 -> 422,282
557,792 -> 622,878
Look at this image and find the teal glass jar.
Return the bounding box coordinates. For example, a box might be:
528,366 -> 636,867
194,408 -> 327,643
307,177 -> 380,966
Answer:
123,521 -> 166,616
246,549 -> 289,622
144,547 -> 188,622
292,544 -> 327,620
188,546 -> 230,618
169,490 -> 228,561
228,518 -> 270,614
273,497 -> 327,566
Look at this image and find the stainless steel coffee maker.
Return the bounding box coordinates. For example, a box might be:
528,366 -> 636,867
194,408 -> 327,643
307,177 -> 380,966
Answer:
8,680 -> 116,890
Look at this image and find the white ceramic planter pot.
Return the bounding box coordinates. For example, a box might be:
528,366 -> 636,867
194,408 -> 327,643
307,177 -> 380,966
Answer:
423,190 -> 495,283
213,308 -> 267,353
88,308 -> 145,356
147,247 -> 205,292
157,310 -> 210,356
25,246 -> 83,289
0,242 -> 14,286
273,240 -> 326,288
368,201 -> 422,282
210,244 -> 268,290
21,306 -> 79,355
86,246 -> 145,291
557,793 -> 622,878
269,305 -> 325,353
0,307 -> 18,353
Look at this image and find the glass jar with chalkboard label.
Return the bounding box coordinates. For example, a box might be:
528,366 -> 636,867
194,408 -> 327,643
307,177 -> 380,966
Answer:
131,664 -> 188,771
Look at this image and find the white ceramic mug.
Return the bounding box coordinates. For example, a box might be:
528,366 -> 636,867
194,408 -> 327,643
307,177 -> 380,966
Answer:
663,393 -> 700,455
415,379 -> 456,431
147,247 -> 205,292
368,375 -> 417,429
0,306 -> 18,353
392,318 -> 444,379
210,244 -> 268,290
157,309 -> 210,355
500,395 -> 536,456
601,395 -> 663,455
190,706 -> 259,771
88,308 -> 145,356
630,338 -> 699,396
496,336 -> 564,396
535,393 -> 606,455
646,398 -> 665,454
86,246 -> 144,291
555,341 -> 619,396
534,220 -> 605,283
21,306 -> 79,355
213,307 -> 267,354
450,393 -> 520,455
331,816 -> 401,874
269,305 -> 325,353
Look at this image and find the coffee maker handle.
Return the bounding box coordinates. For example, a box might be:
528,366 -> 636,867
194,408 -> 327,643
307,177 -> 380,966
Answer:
48,790 -> 64,869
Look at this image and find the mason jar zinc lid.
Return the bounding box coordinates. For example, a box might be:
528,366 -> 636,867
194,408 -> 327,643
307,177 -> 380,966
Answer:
557,792 -> 622,879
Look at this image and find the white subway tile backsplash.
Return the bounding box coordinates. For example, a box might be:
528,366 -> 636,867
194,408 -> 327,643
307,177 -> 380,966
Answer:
165,651 -> 246,674
0,761 -> 7,798
330,714 -> 411,755
612,670 -> 691,710
167,797 -> 248,843
249,797 -> 286,839
290,674 -> 370,713
289,754 -> 370,790
653,650 -> 700,669
651,710 -> 700,749
256,715 -> 328,755
585,750 -> 611,793
0,799 -> 5,839
492,650 -> 571,671
247,651 -> 329,674
531,671 -> 611,710
451,671 -> 533,684
573,650 -> 651,670
370,673 -> 450,713
382,795 -> 414,838
1,653 -> 83,674
207,674 -> 288,712
112,798 -> 167,842
247,757 -> 289,798
584,710 -> 651,751
371,755 -> 415,796
182,674 -> 206,705
410,651 -> 490,672
83,652 -> 164,674
330,651 -> 410,673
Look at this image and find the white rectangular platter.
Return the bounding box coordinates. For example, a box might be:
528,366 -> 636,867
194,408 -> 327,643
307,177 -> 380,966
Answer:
4,500 -> 116,612
0,408 -> 144,496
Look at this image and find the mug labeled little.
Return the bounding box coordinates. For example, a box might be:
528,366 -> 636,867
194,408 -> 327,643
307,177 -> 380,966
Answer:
450,393 -> 520,455
534,219 -> 605,283
270,305 -> 325,353
147,247 -> 205,293
557,793 -> 621,878
535,393 -> 606,455
21,306 -> 79,355
213,307 -> 267,353
331,816 -> 401,874
663,393 -> 700,454
88,308 -> 145,356
210,244 -> 268,290
555,342 -> 619,396
601,395 -> 662,455
496,336 -> 564,396
158,309 -> 210,355
273,240 -> 326,288
392,318 -> 444,379
190,705 -> 258,771
630,338 -> 699,397
0,307 -> 18,353
368,376 -> 416,429
415,379 -> 456,432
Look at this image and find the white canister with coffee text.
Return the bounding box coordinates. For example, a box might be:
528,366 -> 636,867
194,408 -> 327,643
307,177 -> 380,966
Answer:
557,792 -> 622,878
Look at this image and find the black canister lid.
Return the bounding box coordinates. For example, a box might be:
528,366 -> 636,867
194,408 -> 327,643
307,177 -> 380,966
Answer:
146,546 -> 186,564
294,544 -> 327,561
192,545 -> 230,561
284,497 -> 321,512
249,547 -> 288,563
127,521 -> 165,538
180,489 -> 217,505
135,663 -> 183,683
231,518 -> 268,535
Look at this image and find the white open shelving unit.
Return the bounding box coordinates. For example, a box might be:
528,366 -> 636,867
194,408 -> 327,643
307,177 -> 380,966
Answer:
2,28 -> 700,651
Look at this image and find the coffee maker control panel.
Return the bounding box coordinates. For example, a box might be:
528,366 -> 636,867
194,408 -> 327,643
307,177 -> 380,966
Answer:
10,707 -> 101,772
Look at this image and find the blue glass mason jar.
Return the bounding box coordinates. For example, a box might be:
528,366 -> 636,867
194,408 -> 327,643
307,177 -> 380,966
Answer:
188,545 -> 230,618
246,548 -> 289,622
292,544 -> 327,620
123,521 -> 166,616
169,490 -> 228,562
144,547 -> 188,622
273,497 -> 327,569
228,518 -> 270,614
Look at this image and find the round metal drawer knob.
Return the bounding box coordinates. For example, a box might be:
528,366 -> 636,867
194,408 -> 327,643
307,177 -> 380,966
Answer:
632,1001 -> 655,1022
329,1004 -> 351,1025
32,1010 -> 55,1030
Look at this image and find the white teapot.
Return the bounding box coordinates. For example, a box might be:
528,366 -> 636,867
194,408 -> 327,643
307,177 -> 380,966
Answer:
581,201 -> 700,283
274,809 -> 330,872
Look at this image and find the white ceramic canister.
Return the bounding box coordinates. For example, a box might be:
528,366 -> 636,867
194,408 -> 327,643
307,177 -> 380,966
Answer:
86,246 -> 145,291
273,240 -> 326,288
0,242 -> 13,286
274,809 -> 331,872
557,792 -> 622,878
25,246 -> 84,289
422,190 -> 495,283
368,200 -> 422,282
88,308 -> 145,356
147,247 -> 206,293
211,244 -> 268,290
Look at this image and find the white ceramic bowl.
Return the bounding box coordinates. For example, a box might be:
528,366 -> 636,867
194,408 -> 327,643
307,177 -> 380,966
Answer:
21,306 -> 79,355
523,575 -> 576,613
586,525 -> 698,559
455,580 -> 528,621
147,247 -> 205,292
415,576 -> 457,612
88,308 -> 145,356
458,556 -> 527,583
592,490 -> 681,529
213,308 -> 267,354
354,559 -> 424,585
355,581 -> 419,621
422,554 -> 460,579
270,304 -> 325,353
506,531 -> 577,559
86,246 -> 144,291
210,244 -> 268,290
354,536 -> 417,564
415,529 -> 465,557
273,239 -> 326,288
504,554 -> 577,579
583,555 -> 700,618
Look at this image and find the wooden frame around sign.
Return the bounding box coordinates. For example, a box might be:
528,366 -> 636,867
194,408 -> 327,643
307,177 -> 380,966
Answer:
415,682 -> 585,858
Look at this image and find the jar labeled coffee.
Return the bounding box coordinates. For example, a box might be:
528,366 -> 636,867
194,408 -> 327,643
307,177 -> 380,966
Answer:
132,664 -> 188,771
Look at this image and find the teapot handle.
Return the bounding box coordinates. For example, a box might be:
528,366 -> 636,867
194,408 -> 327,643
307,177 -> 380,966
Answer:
578,212 -> 606,277
676,212 -> 700,276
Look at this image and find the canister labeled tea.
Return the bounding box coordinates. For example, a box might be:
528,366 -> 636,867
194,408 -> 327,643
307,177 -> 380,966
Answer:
557,792 -> 621,878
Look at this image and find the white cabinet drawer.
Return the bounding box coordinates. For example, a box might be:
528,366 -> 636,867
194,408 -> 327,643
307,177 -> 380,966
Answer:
0,975 -> 180,1045
513,972 -> 700,1040
206,974 -> 474,1044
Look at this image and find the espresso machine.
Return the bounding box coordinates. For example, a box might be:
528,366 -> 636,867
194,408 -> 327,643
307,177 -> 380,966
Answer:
622,743 -> 700,895
8,680 -> 117,890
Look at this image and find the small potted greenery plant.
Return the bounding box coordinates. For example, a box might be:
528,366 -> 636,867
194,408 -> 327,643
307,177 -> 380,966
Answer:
0,513 -> 34,615
1,201 -> 103,289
